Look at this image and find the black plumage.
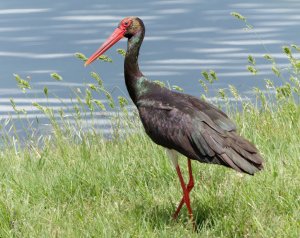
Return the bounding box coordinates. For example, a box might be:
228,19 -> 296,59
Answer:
85,16 -> 264,224
137,81 -> 263,175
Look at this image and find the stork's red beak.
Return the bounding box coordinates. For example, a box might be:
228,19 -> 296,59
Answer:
85,27 -> 126,66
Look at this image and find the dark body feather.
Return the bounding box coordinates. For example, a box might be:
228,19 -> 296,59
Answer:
123,17 -> 263,175
135,81 -> 263,175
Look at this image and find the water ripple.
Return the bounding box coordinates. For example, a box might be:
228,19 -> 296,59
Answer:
177,47 -> 245,53
0,8 -> 50,15
215,39 -> 283,46
145,58 -> 244,65
53,15 -> 160,22
150,0 -> 197,5
166,27 -> 219,34
155,9 -> 190,14
0,51 -> 73,59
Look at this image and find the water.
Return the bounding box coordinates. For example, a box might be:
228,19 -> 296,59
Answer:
0,0 -> 299,135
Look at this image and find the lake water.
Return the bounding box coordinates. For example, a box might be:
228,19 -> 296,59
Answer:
0,0 -> 299,135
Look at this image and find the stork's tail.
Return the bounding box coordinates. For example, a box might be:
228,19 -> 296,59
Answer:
219,132 -> 264,175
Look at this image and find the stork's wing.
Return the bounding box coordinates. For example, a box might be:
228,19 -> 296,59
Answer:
137,97 -> 263,175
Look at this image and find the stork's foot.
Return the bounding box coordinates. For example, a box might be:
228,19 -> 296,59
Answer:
173,159 -> 196,229
173,158 -> 195,220
172,177 -> 194,220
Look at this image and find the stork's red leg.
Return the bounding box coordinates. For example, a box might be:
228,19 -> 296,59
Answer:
174,161 -> 194,223
173,159 -> 194,220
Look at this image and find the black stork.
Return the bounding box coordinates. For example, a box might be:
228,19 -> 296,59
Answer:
85,16 -> 263,225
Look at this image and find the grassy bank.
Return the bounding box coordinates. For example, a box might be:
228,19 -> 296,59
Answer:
1,36 -> 300,236
0,98 -> 299,237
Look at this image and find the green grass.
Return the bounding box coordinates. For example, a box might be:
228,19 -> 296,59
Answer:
0,100 -> 299,237
1,15 -> 299,237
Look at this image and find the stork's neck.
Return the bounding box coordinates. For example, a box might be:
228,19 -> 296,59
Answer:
124,29 -> 146,104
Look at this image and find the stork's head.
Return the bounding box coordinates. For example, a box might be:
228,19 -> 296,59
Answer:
85,16 -> 144,66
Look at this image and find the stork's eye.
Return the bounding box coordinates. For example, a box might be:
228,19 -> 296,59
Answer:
121,19 -> 131,29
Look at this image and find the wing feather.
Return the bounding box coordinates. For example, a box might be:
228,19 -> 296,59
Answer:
137,93 -> 263,175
